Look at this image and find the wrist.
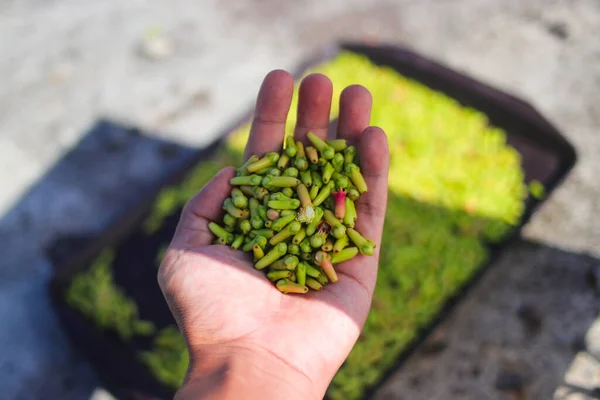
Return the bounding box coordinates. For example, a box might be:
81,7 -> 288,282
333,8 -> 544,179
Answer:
175,343 -> 322,400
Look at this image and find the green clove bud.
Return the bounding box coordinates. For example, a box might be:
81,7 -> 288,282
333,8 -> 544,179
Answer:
321,239 -> 334,252
305,207 -> 324,236
344,163 -> 368,194
208,222 -> 233,243
331,247 -> 359,264
239,219 -> 252,234
288,243 -> 300,255
267,271 -> 292,282
237,155 -> 260,176
347,187 -> 360,201
242,235 -> 267,252
230,174 -> 262,186
223,213 -> 237,228
249,229 -> 274,239
257,205 -> 268,221
300,170 -> 312,187
294,141 -> 308,171
255,242 -> 287,270
316,272 -> 329,286
300,238 -> 312,254
276,279 -> 308,294
268,199 -> 301,210
343,145 -> 356,166
333,235 -> 349,254
271,213 -> 296,231
305,146 -> 319,164
255,166 -> 272,175
283,167 -> 299,178
309,233 -> 325,248
277,154 -> 290,169
323,209 -> 347,239
267,270 -> 291,281
247,152 -> 279,173
269,259 -> 288,270
307,132 -> 335,160
262,176 -> 301,188
292,228 -> 307,245
252,186 -> 269,200
327,139 -> 348,152
283,255 -> 300,269
269,221 -> 301,245
296,184 -> 313,208
269,192 -> 293,202
301,252 -> 312,261
232,195 -> 248,209
322,162 -> 335,184
239,186 -> 255,197
296,263 -> 307,286
332,172 -> 350,189
231,234 -> 245,250
267,168 -> 282,177
347,228 -> 375,255
306,278 -> 323,291
285,136 -> 297,158
332,153 -> 345,173
343,197 -> 357,228
253,245 -> 265,260
303,263 -> 322,279
281,187 -> 294,198
223,199 -> 249,219
312,181 -> 335,207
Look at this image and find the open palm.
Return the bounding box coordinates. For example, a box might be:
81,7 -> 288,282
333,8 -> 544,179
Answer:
158,71 -> 389,400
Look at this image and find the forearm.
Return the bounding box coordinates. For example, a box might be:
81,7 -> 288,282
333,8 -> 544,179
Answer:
175,345 -> 322,400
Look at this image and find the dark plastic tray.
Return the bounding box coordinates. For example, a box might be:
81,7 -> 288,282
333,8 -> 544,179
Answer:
48,42 -> 577,400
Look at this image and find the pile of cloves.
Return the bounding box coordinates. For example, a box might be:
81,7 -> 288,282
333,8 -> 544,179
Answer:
209,133 -> 375,294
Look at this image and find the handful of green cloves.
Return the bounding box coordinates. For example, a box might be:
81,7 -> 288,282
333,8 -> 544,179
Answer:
209,132 -> 375,294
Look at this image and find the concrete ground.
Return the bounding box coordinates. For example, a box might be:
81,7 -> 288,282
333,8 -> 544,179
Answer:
1,0 -> 599,398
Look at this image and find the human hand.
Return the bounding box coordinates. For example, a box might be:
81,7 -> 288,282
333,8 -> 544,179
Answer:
158,70 -> 389,400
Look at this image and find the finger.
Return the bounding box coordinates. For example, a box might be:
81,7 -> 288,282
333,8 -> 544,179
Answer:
172,167 -> 237,249
293,74 -> 333,144
244,70 -> 294,160
336,85 -> 372,143
353,127 -> 389,252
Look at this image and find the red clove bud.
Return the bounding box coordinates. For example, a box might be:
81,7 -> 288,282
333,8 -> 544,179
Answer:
315,251 -> 338,283
333,188 -> 347,219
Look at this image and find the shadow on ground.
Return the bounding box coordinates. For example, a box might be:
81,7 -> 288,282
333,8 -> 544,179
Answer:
0,119 -> 199,400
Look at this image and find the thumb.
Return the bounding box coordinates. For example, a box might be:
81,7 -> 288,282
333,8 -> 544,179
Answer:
171,167 -> 236,249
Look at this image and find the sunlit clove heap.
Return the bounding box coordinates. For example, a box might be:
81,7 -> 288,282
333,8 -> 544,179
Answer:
208,133 -> 375,294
